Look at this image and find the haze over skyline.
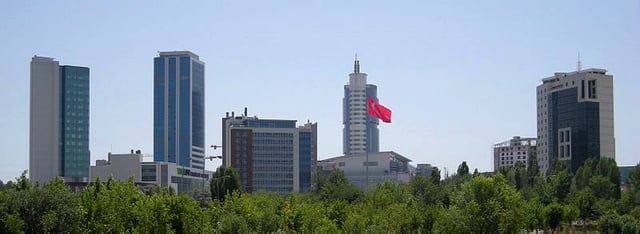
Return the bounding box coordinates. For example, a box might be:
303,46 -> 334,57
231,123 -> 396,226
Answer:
1,1 -> 639,182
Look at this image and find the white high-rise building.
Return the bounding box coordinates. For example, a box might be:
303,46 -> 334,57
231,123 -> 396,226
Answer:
30,56 -> 90,185
343,58 -> 379,155
536,68 -> 614,175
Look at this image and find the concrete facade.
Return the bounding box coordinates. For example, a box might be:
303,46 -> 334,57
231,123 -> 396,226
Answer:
536,68 -> 614,175
318,151 -> 414,190
30,56 -> 60,186
493,136 -> 536,171
90,151 -> 212,195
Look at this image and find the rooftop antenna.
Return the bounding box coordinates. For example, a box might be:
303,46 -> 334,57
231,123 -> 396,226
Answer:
354,52 -> 360,73
576,52 -> 582,72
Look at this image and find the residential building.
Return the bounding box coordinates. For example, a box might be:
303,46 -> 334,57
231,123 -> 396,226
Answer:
416,163 -> 436,178
537,68 -> 615,175
221,109 -> 317,193
153,51 -> 206,170
30,56 -> 90,185
493,136 -> 537,171
343,57 -> 380,155
90,150 -> 212,195
318,151 -> 414,190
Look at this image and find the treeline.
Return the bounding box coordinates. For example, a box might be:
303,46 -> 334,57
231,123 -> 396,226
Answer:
1,158 -> 639,233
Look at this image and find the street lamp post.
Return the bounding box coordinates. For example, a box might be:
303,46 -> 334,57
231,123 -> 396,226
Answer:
201,144 -> 223,207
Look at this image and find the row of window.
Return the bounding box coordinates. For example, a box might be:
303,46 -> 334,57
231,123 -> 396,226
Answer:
501,156 -> 527,160
500,151 -> 528,156
252,173 -> 293,179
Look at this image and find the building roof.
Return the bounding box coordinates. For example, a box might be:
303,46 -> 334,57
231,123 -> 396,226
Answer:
320,151 -> 412,163
158,51 -> 200,60
542,68 -> 608,83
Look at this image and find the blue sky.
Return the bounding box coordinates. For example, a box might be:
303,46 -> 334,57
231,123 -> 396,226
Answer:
1,1 -> 638,182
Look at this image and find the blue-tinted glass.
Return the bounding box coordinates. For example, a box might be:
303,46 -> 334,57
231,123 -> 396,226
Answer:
191,62 -> 205,148
59,66 -> 90,178
299,132 -> 312,192
247,120 -> 296,128
167,57 -> 176,163
153,57 -> 165,162
179,57 -> 191,167
366,85 -> 379,153
550,88 -> 600,172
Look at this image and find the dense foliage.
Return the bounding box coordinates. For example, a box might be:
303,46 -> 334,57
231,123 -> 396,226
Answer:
1,158 -> 639,233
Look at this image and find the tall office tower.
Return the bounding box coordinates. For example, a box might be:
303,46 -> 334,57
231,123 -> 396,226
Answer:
153,51 -> 206,169
343,58 -> 379,155
30,56 -> 90,185
222,109 -> 317,193
536,68 -> 614,176
493,136 -> 537,171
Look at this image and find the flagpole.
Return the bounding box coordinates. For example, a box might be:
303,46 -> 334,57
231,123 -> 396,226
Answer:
366,97 -> 369,191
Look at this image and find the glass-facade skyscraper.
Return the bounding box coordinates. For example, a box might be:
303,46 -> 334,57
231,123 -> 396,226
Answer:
153,51 -> 205,169
343,58 -> 379,155
30,56 -> 90,185
221,110 -> 317,193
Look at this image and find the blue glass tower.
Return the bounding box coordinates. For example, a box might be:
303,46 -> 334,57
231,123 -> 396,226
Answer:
59,66 -> 90,179
154,51 -> 205,169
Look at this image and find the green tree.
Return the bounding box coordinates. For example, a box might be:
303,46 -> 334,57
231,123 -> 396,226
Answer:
430,167 -> 441,184
568,187 -> 596,220
543,202 -> 564,232
444,174 -> 526,233
80,176 -> 144,233
0,177 -> 85,233
408,174 -> 443,206
548,160 -> 572,202
572,157 -> 621,199
457,161 -> 469,176
527,150 -> 540,180
628,163 -> 640,190
597,211 -> 640,234
319,169 -> 362,203
210,166 -> 241,202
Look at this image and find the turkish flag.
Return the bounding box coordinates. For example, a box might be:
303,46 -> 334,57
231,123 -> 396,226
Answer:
367,97 -> 392,123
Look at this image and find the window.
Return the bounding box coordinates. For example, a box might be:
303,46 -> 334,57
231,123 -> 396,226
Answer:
338,162 -> 345,167
363,161 -> 378,166
581,80 -> 585,99
588,80 -> 597,99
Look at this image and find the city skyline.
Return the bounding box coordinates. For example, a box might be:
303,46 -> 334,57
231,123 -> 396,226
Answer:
1,1 -> 639,182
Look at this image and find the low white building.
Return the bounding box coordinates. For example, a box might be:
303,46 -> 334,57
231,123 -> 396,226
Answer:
90,151 -> 213,195
318,151 -> 415,190
493,136 -> 536,171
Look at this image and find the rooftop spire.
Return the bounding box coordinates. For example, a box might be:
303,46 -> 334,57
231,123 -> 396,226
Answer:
576,52 -> 582,72
354,53 -> 360,73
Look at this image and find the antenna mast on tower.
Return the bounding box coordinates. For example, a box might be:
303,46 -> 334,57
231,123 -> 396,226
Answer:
576,53 -> 582,72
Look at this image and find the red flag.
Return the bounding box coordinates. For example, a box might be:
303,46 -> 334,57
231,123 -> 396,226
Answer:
367,96 -> 392,123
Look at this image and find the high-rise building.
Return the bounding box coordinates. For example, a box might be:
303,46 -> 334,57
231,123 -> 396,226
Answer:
493,136 -> 537,171
536,68 -> 614,175
153,51 -> 205,169
343,58 -> 379,155
30,56 -> 90,185
221,109 -> 317,193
